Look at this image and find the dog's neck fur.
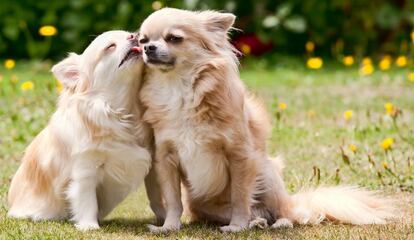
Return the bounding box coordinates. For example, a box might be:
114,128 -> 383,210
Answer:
104,71 -> 142,113
54,65 -> 145,143
61,66 -> 143,115
142,45 -> 246,132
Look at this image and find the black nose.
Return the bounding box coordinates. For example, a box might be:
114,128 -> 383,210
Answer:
127,34 -> 136,40
144,44 -> 157,54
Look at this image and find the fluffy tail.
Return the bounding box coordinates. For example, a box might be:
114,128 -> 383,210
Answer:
288,186 -> 396,225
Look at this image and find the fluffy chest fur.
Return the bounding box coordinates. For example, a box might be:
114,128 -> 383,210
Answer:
52,94 -> 151,185
141,74 -> 230,199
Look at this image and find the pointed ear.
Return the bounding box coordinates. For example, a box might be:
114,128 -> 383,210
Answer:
200,11 -> 236,34
51,53 -> 81,89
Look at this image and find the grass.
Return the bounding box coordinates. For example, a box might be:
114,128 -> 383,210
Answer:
1,58 -> 413,239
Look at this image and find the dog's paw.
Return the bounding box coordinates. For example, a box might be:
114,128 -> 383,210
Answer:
220,224 -> 245,232
75,221 -> 100,231
147,223 -> 180,233
271,218 -> 293,229
249,217 -> 268,229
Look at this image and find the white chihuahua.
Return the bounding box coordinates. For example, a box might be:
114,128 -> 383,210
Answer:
8,30 -> 155,231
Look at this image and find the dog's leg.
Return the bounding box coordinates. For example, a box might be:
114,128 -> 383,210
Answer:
96,176 -> 130,221
220,146 -> 257,232
260,158 -> 293,228
67,156 -> 102,231
145,167 -> 166,224
147,142 -> 182,233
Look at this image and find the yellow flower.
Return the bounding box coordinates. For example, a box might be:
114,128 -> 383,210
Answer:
359,64 -> 374,76
278,102 -> 287,110
362,57 -> 372,65
39,25 -> 57,37
343,110 -> 353,120
56,80 -> 63,93
307,57 -> 323,69
384,102 -> 394,115
349,144 -> 358,153
151,1 -> 163,10
395,56 -> 407,67
4,59 -> 15,69
381,161 -> 388,169
411,31 -> 414,42
21,81 -> 34,91
380,138 -> 394,151
342,56 -> 354,66
305,41 -> 315,52
408,72 -> 414,82
379,57 -> 391,71
240,44 -> 251,55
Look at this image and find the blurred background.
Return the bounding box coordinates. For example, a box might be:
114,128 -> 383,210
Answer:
1,0 -> 414,61
1,3 -> 414,235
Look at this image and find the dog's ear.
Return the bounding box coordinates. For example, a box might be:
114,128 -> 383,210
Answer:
200,11 -> 236,34
51,53 -> 81,89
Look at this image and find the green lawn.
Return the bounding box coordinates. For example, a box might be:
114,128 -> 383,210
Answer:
1,59 -> 413,239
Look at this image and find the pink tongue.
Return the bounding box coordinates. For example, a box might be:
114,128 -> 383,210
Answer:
131,46 -> 141,53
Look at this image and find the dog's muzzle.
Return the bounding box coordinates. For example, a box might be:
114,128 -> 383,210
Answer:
119,41 -> 142,68
143,44 -> 175,66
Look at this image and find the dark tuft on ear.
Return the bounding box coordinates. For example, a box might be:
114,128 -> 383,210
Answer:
51,53 -> 81,90
200,11 -> 236,33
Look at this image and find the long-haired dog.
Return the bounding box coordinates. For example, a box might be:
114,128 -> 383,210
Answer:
8,30 -> 155,231
138,8 -> 395,232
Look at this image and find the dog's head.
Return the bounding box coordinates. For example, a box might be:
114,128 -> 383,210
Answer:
52,30 -> 142,92
139,8 -> 236,72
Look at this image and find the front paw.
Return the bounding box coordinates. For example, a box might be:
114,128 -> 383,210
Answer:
220,224 -> 246,232
249,217 -> 268,229
271,218 -> 293,228
147,223 -> 181,233
75,221 -> 100,231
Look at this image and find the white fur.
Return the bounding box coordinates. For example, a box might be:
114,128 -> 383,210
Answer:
8,31 -> 152,231
289,186 -> 396,225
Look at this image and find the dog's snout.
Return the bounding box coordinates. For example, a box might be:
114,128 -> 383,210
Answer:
128,34 -> 139,46
144,44 -> 157,54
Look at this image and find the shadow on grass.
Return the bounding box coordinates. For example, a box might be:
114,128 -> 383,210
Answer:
100,217 -> 152,234
99,217 -> 318,238
101,217 -> 224,236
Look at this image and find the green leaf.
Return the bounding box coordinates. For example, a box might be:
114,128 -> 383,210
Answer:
262,15 -> 280,28
375,4 -> 401,29
276,3 -> 292,20
283,15 -> 307,33
2,19 -> 20,40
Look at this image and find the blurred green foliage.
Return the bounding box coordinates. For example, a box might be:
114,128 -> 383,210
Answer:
1,0 -> 414,59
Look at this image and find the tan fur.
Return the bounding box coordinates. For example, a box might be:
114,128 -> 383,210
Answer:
19,138 -> 53,196
139,8 -> 396,232
8,128 -> 70,220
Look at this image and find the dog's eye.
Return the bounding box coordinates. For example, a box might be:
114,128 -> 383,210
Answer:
139,38 -> 149,44
165,34 -> 183,43
105,43 -> 116,51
